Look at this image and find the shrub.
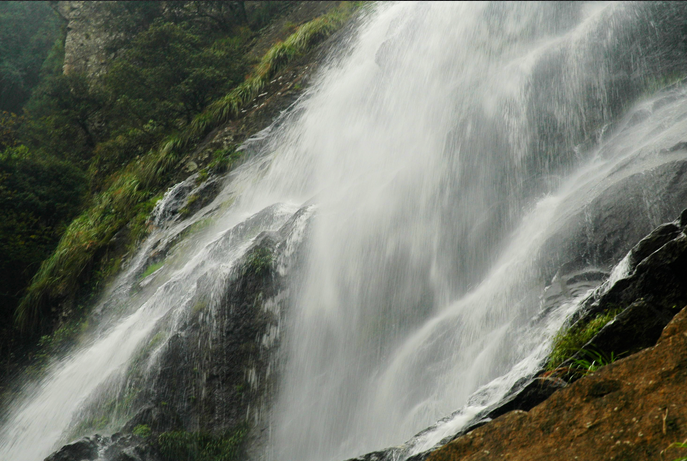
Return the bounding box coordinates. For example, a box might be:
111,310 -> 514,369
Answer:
133,424 -> 152,438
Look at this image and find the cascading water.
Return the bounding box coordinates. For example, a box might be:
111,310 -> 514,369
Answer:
269,2 -> 687,460
3,2 -> 687,461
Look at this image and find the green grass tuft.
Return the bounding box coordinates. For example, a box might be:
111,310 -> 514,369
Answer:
157,424 -> 248,461
569,349 -> 620,376
547,308 -> 622,371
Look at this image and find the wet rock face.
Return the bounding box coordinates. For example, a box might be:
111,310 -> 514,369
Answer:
43,205 -> 313,461
426,306 -> 687,461
540,159 -> 687,280
45,437 -> 98,461
574,222 -> 687,357
145,232 -> 284,434
44,434 -> 162,461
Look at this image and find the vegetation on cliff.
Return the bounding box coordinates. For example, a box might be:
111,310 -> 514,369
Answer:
0,1 -> 360,391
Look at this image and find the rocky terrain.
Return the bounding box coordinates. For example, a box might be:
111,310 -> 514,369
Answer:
428,305 -> 687,461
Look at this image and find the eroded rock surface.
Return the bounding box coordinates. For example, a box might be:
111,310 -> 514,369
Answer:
427,306 -> 687,461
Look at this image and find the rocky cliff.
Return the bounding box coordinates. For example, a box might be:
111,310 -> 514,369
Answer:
57,1 -> 116,79
428,305 -> 687,461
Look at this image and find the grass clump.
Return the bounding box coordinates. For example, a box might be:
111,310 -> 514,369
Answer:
209,147 -> 243,174
547,308 -> 622,371
157,424 -> 248,461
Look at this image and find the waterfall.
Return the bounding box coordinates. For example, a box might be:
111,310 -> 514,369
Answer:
3,2 -> 687,461
269,2 -> 687,460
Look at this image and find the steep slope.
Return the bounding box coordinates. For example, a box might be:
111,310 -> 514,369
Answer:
428,305 -> 687,461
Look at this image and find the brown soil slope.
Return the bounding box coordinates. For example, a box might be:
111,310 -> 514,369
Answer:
428,307 -> 687,461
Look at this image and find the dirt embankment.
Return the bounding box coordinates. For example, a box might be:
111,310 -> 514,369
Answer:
428,306 -> 687,461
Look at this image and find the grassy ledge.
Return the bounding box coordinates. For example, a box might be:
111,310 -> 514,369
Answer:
16,2 -> 361,333
167,1 -> 359,155
546,308 -> 622,372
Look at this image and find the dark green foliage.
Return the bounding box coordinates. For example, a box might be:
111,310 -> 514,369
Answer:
103,2 -> 167,43
0,2 -> 63,113
90,14 -> 248,182
0,111 -> 23,151
0,145 -> 85,379
24,72 -> 108,165
179,2 -> 359,155
246,247 -> 272,277
0,146 -> 85,328
133,424 -> 152,438
247,2 -> 290,31
105,21 -> 246,129
157,425 -> 248,461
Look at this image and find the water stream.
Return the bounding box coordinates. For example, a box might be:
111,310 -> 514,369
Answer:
3,2 -> 687,460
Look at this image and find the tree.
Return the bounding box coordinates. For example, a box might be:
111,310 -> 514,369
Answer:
0,145 -> 85,334
105,20 -> 245,130
23,72 -> 107,166
0,1 -> 63,113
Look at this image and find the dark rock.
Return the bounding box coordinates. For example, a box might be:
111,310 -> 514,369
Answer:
344,447 -> 403,461
45,434 -> 162,461
680,207 -> 687,227
538,159 -> 687,283
626,222 -> 680,268
44,437 -> 98,461
484,374 -> 567,419
102,434 -> 162,461
586,299 -> 678,357
557,223 -> 687,374
660,140 -> 687,154
180,176 -> 223,218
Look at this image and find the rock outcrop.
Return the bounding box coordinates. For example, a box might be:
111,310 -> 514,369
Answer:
344,212 -> 687,461
427,305 -> 687,461
57,2 -> 117,79
401,212 -> 687,460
